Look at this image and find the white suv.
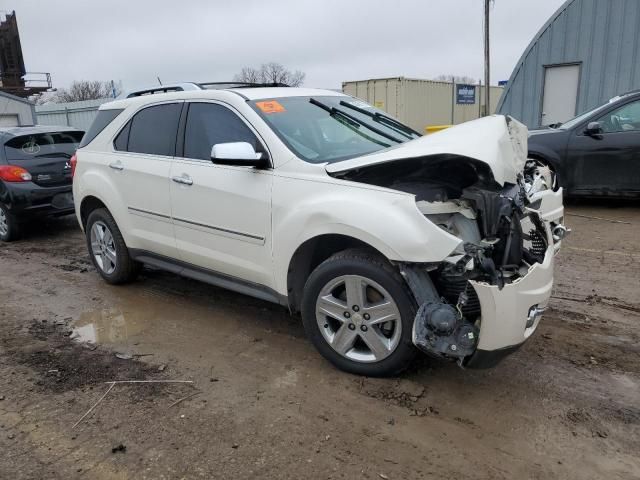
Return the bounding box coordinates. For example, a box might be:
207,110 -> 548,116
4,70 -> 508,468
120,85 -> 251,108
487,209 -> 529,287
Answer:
73,83 -> 566,376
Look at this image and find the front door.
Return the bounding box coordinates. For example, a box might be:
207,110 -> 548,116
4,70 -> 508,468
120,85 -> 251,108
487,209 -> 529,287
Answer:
170,101 -> 273,288
568,98 -> 640,195
541,64 -> 580,127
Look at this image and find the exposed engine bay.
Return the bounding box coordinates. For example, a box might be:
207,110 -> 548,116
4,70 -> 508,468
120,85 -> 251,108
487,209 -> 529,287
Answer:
332,151 -> 566,365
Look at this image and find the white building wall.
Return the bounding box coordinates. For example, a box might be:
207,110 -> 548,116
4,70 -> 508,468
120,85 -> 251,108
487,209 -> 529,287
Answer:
0,92 -> 36,126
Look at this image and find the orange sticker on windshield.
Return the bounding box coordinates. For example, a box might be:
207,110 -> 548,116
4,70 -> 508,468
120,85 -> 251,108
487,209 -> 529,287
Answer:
256,100 -> 286,114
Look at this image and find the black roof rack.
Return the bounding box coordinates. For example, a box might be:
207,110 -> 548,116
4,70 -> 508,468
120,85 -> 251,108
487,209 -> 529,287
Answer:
125,81 -> 290,98
198,82 -> 290,89
126,83 -> 203,98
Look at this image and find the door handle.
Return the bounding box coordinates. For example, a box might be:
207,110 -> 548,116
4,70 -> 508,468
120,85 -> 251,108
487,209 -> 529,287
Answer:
109,161 -> 124,171
172,174 -> 193,186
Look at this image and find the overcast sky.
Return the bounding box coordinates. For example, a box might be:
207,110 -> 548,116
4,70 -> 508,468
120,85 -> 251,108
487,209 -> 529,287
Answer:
1,0 -> 566,92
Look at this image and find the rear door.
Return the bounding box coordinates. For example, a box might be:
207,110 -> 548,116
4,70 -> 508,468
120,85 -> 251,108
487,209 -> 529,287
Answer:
108,102 -> 182,258
568,98 -> 640,195
169,101 -> 273,287
3,130 -> 83,187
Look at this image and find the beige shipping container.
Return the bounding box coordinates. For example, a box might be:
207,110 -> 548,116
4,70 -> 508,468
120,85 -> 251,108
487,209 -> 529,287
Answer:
341,77 -> 504,132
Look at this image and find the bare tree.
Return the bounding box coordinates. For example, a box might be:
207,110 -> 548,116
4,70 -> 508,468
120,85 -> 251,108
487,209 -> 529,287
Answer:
233,62 -> 305,87
434,74 -> 477,85
233,66 -> 261,84
50,80 -> 122,103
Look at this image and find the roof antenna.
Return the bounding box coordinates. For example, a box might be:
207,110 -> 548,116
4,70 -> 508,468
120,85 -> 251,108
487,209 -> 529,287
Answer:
157,76 -> 163,86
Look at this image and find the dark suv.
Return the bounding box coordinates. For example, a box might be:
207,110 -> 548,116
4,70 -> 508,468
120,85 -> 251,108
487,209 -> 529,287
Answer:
0,126 -> 84,241
527,90 -> 640,198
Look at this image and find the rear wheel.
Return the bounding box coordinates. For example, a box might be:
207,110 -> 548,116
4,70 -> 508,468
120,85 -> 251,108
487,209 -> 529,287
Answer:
85,208 -> 141,284
301,249 -> 417,377
0,204 -> 20,242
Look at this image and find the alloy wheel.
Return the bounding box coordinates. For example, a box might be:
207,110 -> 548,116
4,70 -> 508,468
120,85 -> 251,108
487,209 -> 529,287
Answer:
315,275 -> 402,363
90,221 -> 117,274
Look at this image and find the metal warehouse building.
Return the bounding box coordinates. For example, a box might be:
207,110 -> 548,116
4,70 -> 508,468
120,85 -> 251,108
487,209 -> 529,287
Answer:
343,77 -> 503,132
35,98 -> 111,131
0,90 -> 35,126
497,0 -> 640,128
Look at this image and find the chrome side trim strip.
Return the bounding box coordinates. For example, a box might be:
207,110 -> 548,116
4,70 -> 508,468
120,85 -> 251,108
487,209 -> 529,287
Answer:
128,206 -> 171,219
173,216 -> 264,241
127,207 -> 264,242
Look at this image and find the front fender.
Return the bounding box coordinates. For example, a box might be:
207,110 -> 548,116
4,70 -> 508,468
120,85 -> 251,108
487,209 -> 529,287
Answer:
271,175 -> 461,294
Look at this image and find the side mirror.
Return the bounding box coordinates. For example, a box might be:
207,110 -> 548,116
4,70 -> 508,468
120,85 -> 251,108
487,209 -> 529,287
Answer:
211,142 -> 268,167
584,121 -> 603,136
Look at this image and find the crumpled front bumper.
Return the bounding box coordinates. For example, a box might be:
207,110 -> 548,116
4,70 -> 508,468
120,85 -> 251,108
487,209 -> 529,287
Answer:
465,244 -> 554,368
465,187 -> 564,368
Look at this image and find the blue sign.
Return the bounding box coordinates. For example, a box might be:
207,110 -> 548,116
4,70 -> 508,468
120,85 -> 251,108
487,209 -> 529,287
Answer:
498,80 -> 508,86
456,84 -> 476,104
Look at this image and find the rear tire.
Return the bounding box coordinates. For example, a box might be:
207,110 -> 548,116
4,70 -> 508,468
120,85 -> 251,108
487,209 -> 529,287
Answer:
301,248 -> 417,377
0,204 -> 20,242
85,208 -> 141,284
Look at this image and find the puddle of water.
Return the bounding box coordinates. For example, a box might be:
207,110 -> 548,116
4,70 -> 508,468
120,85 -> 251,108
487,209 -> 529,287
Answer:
71,308 -> 142,344
67,280 -> 298,367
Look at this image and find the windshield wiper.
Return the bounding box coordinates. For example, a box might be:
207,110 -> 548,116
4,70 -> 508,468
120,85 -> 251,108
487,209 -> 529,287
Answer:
34,152 -> 73,158
309,98 -> 403,144
338,100 -> 420,139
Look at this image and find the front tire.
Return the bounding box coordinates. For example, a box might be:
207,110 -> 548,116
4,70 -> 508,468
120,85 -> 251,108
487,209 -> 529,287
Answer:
301,249 -> 417,377
0,204 -> 20,242
85,208 -> 141,284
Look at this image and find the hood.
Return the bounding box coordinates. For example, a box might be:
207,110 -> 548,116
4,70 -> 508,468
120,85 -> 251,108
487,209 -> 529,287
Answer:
528,127 -> 563,136
326,115 -> 528,186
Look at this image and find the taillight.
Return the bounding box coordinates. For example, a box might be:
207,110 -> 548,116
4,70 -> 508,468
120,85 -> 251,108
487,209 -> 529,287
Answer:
0,165 -> 32,182
70,154 -> 78,178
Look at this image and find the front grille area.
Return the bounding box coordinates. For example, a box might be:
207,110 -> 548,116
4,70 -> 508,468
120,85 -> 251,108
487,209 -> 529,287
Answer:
528,229 -> 546,257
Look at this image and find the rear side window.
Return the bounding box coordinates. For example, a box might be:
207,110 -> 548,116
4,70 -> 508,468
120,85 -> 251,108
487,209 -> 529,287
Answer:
120,103 -> 182,156
5,131 -> 84,161
184,103 -> 261,161
113,122 -> 130,151
78,109 -> 123,148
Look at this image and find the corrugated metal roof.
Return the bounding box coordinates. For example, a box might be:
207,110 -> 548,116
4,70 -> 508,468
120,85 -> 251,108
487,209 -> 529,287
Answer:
0,89 -> 35,106
497,0 -> 640,128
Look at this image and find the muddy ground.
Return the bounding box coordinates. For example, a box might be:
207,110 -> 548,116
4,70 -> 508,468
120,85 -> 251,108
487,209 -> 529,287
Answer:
1,201 -> 639,479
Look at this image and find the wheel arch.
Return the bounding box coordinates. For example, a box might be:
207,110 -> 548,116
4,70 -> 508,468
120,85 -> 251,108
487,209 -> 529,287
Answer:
80,195 -> 108,229
286,233 -> 390,315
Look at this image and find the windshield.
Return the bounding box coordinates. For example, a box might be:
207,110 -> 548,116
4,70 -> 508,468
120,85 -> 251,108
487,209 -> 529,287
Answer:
559,102 -> 614,130
249,96 -> 421,163
4,131 -> 83,161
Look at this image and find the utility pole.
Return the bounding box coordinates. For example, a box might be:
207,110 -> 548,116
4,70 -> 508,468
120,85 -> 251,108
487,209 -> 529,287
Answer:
483,0 -> 491,116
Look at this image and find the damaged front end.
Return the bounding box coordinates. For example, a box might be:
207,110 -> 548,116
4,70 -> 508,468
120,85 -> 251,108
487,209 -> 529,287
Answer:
407,176 -> 556,367
328,115 -> 567,368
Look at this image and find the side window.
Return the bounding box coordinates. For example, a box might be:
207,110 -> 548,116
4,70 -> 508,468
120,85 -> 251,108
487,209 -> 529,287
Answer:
597,100 -> 640,133
123,103 -> 182,156
183,103 -> 261,161
113,121 -> 130,151
79,109 -> 123,148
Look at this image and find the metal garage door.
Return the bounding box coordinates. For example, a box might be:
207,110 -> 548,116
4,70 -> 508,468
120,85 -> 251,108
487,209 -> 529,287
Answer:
0,114 -> 19,126
541,64 -> 580,126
